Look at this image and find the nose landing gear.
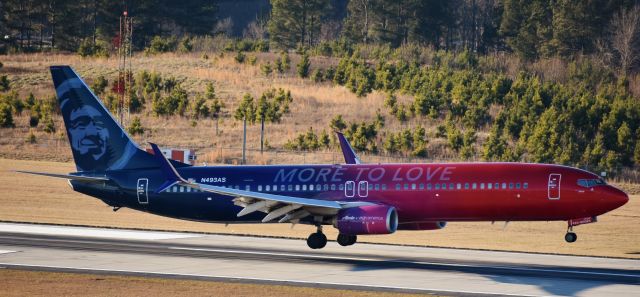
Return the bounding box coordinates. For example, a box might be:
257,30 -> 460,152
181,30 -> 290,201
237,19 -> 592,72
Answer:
564,228 -> 577,243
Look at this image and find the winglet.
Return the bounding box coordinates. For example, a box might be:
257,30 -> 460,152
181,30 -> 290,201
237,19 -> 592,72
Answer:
336,132 -> 362,164
149,143 -> 187,192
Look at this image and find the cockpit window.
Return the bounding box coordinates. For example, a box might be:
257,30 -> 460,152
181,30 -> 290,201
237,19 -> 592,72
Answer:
577,179 -> 606,187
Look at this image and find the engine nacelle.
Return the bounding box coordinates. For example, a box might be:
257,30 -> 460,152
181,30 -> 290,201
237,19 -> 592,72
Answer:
398,221 -> 447,231
334,205 -> 398,235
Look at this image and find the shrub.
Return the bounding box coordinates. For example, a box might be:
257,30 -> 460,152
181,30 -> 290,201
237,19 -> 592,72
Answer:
261,62 -> 273,76
91,76 -> 108,96
0,75 -> 10,92
26,130 -> 36,143
234,51 -> 246,63
42,116 -> 55,134
0,102 -> 14,127
127,117 -> 144,135
311,68 -> 324,83
247,55 -> 257,65
297,52 -> 310,78
145,36 -> 177,54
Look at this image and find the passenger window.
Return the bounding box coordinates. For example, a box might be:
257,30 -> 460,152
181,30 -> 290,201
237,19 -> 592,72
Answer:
235,185 -> 240,190
295,185 -> 300,191
280,185 -> 285,191
488,183 -> 492,189
246,185 -> 251,191
287,185 -> 292,191
266,185 -> 270,191
449,183 -> 454,190
382,184 -> 387,190
523,182 -> 528,189
494,183 -> 499,189
516,183 -> 521,189
472,183 -> 477,189
316,184 -> 321,190
411,184 -> 416,190
404,184 -> 409,190
303,184 -> 307,191
323,184 -> 329,190
435,183 -> 440,190
464,183 -> 469,189
368,184 -> 373,190
442,183 -> 447,190
396,184 -> 401,190
457,183 -> 461,190
339,184 -> 344,190
419,183 -> 424,190
258,185 -> 262,191
309,184 -> 314,191
427,183 -> 432,190
501,183 -> 507,189
331,184 -> 336,191
375,184 -> 380,190
480,183 -> 485,190
509,183 -> 514,189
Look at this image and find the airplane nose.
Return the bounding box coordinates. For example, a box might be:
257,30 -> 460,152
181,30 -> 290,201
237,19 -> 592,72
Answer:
607,186 -> 629,209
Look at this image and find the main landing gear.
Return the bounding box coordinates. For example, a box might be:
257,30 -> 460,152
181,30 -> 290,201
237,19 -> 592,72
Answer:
307,226 -> 327,249
565,226 -> 577,243
337,233 -> 357,246
305,225 -> 358,249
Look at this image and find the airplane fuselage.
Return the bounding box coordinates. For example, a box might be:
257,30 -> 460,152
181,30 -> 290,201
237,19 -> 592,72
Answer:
71,162 -> 628,227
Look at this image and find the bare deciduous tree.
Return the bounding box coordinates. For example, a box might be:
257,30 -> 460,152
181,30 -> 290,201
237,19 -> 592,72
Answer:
610,5 -> 640,75
243,19 -> 267,40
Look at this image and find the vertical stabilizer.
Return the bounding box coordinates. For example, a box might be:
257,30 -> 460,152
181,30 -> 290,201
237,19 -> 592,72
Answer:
50,66 -> 157,172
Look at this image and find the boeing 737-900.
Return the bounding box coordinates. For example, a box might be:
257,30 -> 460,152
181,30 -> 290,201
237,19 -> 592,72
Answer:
18,66 -> 629,249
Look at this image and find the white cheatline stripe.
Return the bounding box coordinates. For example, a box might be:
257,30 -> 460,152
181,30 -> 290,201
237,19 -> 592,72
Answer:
0,250 -> 16,255
0,223 -> 199,240
169,246 -> 640,279
0,262 -> 545,297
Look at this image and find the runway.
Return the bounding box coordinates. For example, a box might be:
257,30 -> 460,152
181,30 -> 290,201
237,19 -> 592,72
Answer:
0,223 -> 638,296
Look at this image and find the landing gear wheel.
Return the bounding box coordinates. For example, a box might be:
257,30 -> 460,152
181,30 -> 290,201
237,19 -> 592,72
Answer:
307,232 -> 327,249
565,232 -> 577,243
337,234 -> 357,246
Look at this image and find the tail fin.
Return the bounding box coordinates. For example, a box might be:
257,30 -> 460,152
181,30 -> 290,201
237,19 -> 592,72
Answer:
51,65 -> 157,172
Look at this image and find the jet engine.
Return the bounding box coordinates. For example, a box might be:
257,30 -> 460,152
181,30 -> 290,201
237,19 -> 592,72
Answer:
398,221 -> 447,230
334,205 -> 398,235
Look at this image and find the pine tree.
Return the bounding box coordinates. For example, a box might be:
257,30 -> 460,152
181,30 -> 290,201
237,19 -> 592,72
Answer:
297,52 -> 310,78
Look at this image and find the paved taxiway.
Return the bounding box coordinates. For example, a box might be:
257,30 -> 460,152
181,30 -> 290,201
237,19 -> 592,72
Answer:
0,223 -> 638,297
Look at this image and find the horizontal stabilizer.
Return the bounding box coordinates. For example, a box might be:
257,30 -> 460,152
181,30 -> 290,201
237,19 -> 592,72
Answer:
15,170 -> 109,183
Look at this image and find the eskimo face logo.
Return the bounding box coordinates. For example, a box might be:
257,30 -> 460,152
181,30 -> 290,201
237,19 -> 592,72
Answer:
68,105 -> 110,161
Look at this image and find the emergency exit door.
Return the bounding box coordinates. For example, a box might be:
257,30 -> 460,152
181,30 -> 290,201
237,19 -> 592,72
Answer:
137,178 -> 149,204
548,174 -> 561,200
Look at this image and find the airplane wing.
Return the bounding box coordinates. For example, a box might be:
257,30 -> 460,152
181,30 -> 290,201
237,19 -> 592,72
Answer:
149,143 -> 372,223
15,170 -> 109,183
336,132 -> 362,164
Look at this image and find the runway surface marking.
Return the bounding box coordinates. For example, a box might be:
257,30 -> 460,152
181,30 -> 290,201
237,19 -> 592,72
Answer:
169,246 -> 640,279
0,222 -> 200,240
0,262 -> 542,297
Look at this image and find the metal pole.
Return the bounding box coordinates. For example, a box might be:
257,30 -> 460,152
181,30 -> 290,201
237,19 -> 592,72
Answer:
260,118 -> 264,154
242,116 -> 247,165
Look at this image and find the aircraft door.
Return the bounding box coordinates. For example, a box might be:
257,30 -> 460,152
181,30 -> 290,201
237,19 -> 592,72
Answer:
345,181 -> 355,197
358,181 -> 368,197
548,174 -> 561,200
137,178 -> 149,204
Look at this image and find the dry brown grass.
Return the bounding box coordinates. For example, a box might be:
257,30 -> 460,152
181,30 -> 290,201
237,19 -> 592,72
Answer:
0,269 -> 430,297
1,158 -> 639,259
0,52 -> 456,165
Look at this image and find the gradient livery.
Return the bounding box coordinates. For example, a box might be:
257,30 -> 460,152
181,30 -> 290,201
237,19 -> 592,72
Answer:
19,66 -> 629,249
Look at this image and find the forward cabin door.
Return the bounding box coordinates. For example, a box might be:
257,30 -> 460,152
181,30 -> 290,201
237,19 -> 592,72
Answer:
548,174 -> 561,200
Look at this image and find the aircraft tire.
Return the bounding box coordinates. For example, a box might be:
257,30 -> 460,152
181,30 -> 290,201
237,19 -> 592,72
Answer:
337,234 -> 357,246
307,232 -> 327,249
564,232 -> 577,243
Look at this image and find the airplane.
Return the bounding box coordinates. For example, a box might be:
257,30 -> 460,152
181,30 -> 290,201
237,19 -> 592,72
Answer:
18,65 -> 629,249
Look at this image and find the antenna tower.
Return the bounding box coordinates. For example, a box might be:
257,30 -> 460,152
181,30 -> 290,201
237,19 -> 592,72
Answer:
117,11 -> 133,127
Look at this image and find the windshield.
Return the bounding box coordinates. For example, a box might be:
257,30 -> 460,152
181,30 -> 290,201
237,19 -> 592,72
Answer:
577,178 -> 606,187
